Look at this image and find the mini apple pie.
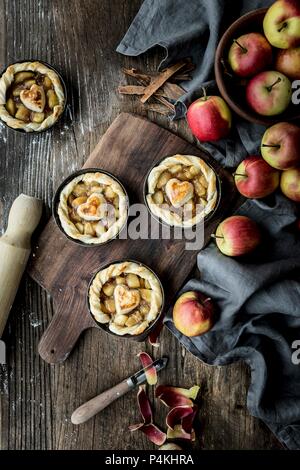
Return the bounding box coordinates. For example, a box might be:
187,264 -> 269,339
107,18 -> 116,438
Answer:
0,61 -> 65,132
146,154 -> 218,227
89,261 -> 163,336
57,172 -> 128,244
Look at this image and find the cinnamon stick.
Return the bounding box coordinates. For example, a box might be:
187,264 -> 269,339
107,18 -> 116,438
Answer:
118,85 -> 146,95
140,60 -> 187,103
122,68 -> 175,111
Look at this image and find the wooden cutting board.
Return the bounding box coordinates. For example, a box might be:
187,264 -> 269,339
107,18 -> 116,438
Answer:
28,113 -> 236,364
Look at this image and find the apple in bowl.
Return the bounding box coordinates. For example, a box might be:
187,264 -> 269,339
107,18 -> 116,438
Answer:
228,32 -> 272,77
212,215 -> 261,257
280,168 -> 300,201
173,291 -> 214,337
186,91 -> 232,142
246,71 -> 292,116
276,47 -> 300,79
234,155 -> 280,198
263,0 -> 300,49
261,122 -> 300,169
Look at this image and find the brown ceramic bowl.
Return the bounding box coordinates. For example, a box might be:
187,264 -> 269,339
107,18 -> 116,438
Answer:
215,8 -> 300,126
87,259 -> 165,342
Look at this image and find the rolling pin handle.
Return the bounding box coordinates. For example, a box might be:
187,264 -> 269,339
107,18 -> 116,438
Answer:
0,194 -> 43,337
2,194 -> 43,248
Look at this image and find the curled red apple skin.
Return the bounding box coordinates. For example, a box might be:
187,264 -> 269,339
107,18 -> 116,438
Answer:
159,443 -> 182,450
156,385 -> 200,407
234,155 -> 280,199
166,405 -> 194,430
129,385 -> 167,446
167,424 -> 195,441
148,319 -> 163,348
137,352 -> 157,385
213,215 -> 261,257
173,291 -> 214,337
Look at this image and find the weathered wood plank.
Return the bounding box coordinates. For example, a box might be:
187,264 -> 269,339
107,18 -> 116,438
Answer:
0,0 -> 281,450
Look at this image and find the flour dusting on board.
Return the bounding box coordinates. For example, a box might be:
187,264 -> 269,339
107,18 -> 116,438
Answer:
29,312 -> 43,328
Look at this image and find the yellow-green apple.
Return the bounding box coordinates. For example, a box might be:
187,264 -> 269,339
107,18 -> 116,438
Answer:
173,291 -> 214,337
280,167 -> 300,201
275,47 -> 300,79
246,71 -> 292,116
234,156 -> 280,198
261,122 -> 300,169
263,0 -> 300,49
186,91 -> 232,142
228,33 -> 272,77
212,216 -> 261,256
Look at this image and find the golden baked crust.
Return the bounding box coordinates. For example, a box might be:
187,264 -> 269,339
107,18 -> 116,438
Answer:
89,261 -> 163,336
57,172 -> 128,244
146,154 -> 218,227
0,61 -> 65,132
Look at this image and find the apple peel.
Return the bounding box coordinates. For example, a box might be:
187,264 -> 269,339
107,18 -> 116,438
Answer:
166,406 -> 194,430
129,385 -> 167,446
159,443 -> 182,450
167,424 -> 195,441
138,352 -> 157,385
139,424 -> 167,446
166,404 -> 198,442
148,319 -> 163,347
156,385 -> 200,407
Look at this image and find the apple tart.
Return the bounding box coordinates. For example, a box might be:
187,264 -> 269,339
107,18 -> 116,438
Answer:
0,61 -> 65,132
146,154 -> 218,227
89,261 -> 163,336
57,172 -> 128,245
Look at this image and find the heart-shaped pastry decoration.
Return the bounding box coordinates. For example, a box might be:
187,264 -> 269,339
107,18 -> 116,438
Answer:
20,84 -> 46,113
77,193 -> 107,221
114,285 -> 141,315
165,178 -> 194,208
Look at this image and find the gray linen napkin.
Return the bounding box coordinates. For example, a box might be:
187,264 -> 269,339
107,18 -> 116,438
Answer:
117,0 -> 300,449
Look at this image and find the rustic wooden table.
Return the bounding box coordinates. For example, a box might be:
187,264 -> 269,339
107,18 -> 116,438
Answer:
0,0 -> 282,450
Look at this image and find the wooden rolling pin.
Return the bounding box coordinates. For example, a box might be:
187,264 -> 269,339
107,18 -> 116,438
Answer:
0,194 -> 42,337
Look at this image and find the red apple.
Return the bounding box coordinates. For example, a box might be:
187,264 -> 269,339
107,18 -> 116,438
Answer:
173,291 -> 214,337
234,156 -> 280,198
228,33 -> 272,77
186,91 -> 232,142
275,47 -> 300,79
280,168 -> 300,201
213,215 -> 261,256
246,71 -> 292,116
261,122 -> 300,170
263,0 -> 300,49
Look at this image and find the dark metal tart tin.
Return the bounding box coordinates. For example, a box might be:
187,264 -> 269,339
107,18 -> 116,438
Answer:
143,154 -> 222,230
53,168 -> 129,247
0,59 -> 67,133
87,258 -> 165,342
